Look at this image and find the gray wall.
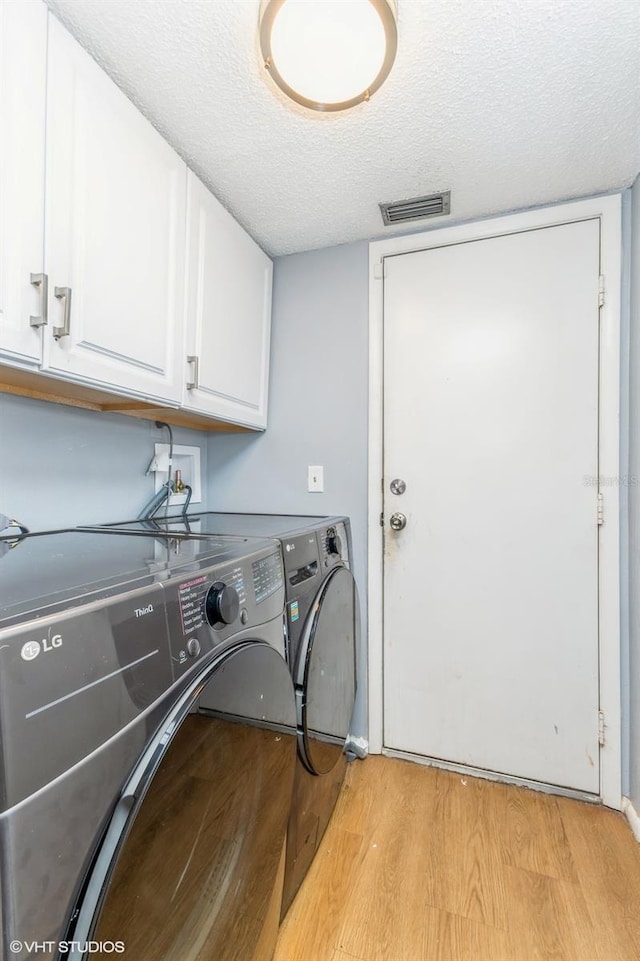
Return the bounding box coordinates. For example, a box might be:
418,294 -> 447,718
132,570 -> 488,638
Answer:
629,174 -> 640,809
207,241 -> 370,736
0,392 -> 209,530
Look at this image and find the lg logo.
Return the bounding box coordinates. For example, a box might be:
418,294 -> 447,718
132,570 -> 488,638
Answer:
21,635 -> 63,661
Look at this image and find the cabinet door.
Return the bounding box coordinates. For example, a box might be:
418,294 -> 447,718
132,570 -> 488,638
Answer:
183,173 -> 272,429
42,16 -> 186,404
0,1 -> 47,368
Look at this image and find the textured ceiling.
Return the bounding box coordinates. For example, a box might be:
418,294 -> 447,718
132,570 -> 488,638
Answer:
46,0 -> 640,257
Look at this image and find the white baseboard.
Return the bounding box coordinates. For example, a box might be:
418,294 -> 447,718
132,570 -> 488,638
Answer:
622,796 -> 640,842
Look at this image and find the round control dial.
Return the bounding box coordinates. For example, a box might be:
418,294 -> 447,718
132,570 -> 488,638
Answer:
205,581 -> 240,627
326,529 -> 342,557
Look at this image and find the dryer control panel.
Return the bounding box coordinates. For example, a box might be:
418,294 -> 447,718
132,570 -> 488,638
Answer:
283,519 -> 352,669
282,533 -> 320,591
318,522 -> 349,568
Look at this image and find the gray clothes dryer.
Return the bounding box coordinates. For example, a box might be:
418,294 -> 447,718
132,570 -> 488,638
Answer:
0,529 -> 296,961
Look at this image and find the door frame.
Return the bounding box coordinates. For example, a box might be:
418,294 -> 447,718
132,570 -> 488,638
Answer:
367,194 -> 623,809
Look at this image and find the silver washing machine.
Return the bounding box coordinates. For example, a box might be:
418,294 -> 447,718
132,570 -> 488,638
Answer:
89,513 -> 360,917
0,528 -> 295,961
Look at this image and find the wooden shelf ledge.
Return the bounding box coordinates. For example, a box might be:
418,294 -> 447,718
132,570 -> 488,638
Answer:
0,365 -> 252,433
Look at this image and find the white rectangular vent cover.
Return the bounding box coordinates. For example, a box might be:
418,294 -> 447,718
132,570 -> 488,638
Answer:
380,190 -> 451,226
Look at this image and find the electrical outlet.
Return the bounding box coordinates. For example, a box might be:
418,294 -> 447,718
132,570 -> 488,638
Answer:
308,465 -> 324,493
153,444 -> 202,504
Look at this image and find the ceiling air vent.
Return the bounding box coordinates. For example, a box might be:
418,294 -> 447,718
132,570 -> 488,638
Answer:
379,190 -> 451,226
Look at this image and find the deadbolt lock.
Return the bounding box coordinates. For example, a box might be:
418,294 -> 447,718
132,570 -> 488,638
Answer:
390,478 -> 406,495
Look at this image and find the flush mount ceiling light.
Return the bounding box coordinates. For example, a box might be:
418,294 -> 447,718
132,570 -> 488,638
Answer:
259,0 -> 398,113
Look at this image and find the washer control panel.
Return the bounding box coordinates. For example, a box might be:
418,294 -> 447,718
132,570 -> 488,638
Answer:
163,547 -> 285,678
176,574 -> 210,637
252,552 -> 284,604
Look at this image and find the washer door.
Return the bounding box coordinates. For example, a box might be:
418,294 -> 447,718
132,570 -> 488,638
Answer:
296,566 -> 358,775
68,642 -> 296,961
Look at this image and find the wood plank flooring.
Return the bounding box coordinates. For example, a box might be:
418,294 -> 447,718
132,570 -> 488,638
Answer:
274,756 -> 640,961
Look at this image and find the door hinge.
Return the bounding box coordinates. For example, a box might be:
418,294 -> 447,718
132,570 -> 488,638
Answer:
380,512 -> 384,527
597,491 -> 604,526
373,260 -> 387,280
598,710 -> 605,747
598,274 -> 605,308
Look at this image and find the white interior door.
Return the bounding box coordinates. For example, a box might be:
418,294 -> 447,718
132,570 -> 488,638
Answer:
383,219 -> 601,794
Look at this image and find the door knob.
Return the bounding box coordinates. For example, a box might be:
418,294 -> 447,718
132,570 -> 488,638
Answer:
389,512 -> 407,531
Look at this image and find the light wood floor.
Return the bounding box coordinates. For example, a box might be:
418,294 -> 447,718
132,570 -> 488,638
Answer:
274,755 -> 640,961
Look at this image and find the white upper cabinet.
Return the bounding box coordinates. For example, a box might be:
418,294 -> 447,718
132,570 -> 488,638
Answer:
42,16 -> 187,403
0,9 -> 272,428
0,1 -> 47,367
183,172 -> 273,429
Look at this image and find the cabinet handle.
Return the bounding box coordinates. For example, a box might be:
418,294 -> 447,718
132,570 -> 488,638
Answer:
29,273 -> 48,328
186,355 -> 199,390
53,286 -> 72,340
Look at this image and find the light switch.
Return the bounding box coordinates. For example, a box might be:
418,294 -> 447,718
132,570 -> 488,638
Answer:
308,465 -> 324,493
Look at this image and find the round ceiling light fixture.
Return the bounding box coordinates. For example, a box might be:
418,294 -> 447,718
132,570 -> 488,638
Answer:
259,0 -> 398,113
